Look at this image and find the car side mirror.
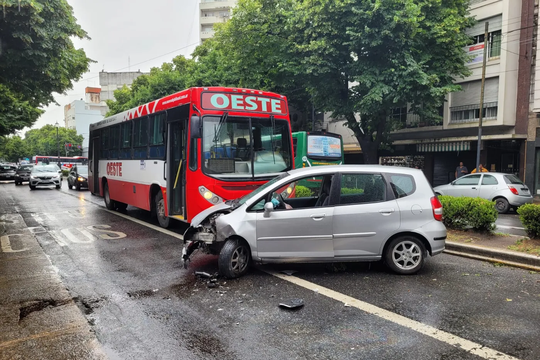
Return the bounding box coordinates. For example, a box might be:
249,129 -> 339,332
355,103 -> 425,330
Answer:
263,202 -> 274,217
451,181 -> 455,185
58,170 -> 62,174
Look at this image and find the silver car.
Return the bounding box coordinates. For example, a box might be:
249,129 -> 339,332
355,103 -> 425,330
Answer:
433,172 -> 533,213
29,164 -> 62,190
183,165 -> 447,278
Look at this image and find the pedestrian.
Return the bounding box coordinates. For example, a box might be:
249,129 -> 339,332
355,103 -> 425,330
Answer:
455,161 -> 468,179
471,163 -> 489,173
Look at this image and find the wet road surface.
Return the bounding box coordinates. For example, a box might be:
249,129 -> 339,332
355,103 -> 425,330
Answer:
1,180 -> 539,359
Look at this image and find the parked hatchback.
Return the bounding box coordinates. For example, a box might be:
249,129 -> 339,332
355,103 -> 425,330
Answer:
15,164 -> 34,185
183,165 -> 446,278
433,172 -> 533,213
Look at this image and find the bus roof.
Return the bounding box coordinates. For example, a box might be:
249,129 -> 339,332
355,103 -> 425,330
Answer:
90,86 -> 288,131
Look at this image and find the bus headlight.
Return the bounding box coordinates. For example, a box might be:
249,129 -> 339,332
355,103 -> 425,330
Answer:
281,184 -> 295,199
199,186 -> 223,205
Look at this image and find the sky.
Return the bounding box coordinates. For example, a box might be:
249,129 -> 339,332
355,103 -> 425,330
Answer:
33,0 -> 200,130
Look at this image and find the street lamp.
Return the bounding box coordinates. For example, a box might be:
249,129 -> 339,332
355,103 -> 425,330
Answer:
54,121 -> 59,166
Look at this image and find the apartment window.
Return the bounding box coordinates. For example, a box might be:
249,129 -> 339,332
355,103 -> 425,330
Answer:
472,30 -> 501,59
450,102 -> 498,123
392,106 -> 408,123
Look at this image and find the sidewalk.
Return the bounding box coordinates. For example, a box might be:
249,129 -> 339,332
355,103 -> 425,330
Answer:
444,229 -> 540,272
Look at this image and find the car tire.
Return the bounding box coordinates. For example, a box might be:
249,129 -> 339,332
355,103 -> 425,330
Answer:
218,238 -> 251,279
495,198 -> 510,214
384,236 -> 426,275
29,185 -> 36,190
76,182 -> 81,191
56,184 -> 61,189
68,182 -> 72,189
155,191 -> 170,228
14,181 -> 19,185
103,182 -> 116,210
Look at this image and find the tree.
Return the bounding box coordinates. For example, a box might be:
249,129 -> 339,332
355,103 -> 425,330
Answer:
0,0 -> 92,136
23,125 -> 83,157
202,0 -> 473,163
0,135 -> 29,162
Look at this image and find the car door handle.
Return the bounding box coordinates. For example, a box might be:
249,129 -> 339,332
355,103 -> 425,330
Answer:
379,209 -> 395,215
472,187 -> 477,189
310,214 -> 325,221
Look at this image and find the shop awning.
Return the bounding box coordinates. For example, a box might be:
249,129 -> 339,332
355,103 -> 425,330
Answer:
416,141 -> 470,152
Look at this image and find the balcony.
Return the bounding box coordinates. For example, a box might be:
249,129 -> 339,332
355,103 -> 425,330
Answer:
200,0 -> 237,11
201,30 -> 216,40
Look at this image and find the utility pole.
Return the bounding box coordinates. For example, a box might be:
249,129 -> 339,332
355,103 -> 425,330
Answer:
55,121 -> 60,166
476,22 -> 489,173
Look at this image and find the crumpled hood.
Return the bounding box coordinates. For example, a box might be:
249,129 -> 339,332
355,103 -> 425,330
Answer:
190,202 -> 231,227
31,171 -> 60,177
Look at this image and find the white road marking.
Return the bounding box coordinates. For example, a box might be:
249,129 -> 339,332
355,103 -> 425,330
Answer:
1,234 -> 29,253
496,225 -> 526,231
103,209 -> 183,240
267,270 -> 519,360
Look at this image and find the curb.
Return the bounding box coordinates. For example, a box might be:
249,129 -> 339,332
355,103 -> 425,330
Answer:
445,241 -> 540,272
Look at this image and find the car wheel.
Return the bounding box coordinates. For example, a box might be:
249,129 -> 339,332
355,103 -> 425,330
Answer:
14,181 -> 19,185
56,184 -> 61,189
218,238 -> 251,279
76,182 -> 81,191
495,198 -> 510,214
29,185 -> 36,190
103,182 -> 116,210
384,236 -> 426,275
155,191 -> 170,228
68,182 -> 72,189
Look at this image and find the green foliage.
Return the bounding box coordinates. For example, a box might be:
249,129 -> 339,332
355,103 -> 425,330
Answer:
517,204 -> 540,239
61,169 -> 70,177
340,188 -> 364,195
0,125 -> 83,162
438,196 -> 497,232
294,185 -> 312,198
0,0 -> 92,135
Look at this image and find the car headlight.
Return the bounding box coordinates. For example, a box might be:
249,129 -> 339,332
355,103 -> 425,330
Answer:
199,186 -> 223,205
30,175 -> 36,179
77,176 -> 86,182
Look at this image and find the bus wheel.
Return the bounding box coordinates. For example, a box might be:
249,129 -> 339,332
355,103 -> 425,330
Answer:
155,191 -> 170,228
218,238 -> 251,279
116,202 -> 128,211
103,182 -> 116,210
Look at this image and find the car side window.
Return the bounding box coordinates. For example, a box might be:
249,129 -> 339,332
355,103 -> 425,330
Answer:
454,174 -> 481,186
481,175 -> 498,185
388,173 -> 415,198
271,176 -> 326,210
339,173 -> 386,204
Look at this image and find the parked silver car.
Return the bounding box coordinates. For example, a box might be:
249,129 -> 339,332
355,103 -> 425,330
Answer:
183,165 -> 447,278
29,164 -> 62,190
433,172 -> 533,213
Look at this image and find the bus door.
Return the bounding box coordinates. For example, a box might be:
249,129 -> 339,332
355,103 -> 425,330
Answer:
89,136 -> 100,194
167,120 -> 185,218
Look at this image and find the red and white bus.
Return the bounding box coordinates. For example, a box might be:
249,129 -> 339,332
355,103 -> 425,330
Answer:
32,155 -> 88,169
88,86 -> 293,227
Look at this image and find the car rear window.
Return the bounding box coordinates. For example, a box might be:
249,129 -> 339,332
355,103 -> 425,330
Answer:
388,174 -> 416,198
503,175 -> 523,185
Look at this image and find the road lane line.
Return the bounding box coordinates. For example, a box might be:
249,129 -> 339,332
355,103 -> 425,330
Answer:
103,209 -> 183,240
267,270 -> 519,360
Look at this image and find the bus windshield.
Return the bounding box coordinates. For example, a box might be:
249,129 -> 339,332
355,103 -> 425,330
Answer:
307,134 -> 342,160
202,115 -> 292,180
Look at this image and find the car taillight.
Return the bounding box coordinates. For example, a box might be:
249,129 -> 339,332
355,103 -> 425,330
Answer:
430,196 -> 443,221
508,186 -> 519,195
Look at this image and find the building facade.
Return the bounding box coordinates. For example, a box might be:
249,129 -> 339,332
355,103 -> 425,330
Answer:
64,88 -> 108,157
99,71 -> 147,102
199,0 -> 236,42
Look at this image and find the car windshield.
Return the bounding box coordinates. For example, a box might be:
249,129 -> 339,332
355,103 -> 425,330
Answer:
18,165 -> 33,171
78,166 -> 88,176
32,165 -> 59,173
201,115 -> 292,180
504,174 -> 523,185
235,172 -> 289,207
0,166 -> 15,172
307,135 -> 342,160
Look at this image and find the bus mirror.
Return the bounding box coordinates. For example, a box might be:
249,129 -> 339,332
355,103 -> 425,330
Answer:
190,115 -> 201,138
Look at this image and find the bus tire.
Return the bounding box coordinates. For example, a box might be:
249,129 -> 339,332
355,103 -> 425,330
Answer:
103,181 -> 116,210
218,238 -> 251,279
155,191 -> 170,228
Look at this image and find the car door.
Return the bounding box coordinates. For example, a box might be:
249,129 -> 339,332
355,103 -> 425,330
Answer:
332,172 -> 400,258
255,175 -> 335,260
445,174 -> 481,197
478,174 -> 499,200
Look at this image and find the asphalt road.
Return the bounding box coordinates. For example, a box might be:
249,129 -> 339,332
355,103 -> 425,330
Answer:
1,180 -> 539,360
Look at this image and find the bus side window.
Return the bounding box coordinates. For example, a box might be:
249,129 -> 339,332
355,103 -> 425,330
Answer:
120,122 -> 132,159
109,125 -> 120,159
149,114 -> 166,159
133,117 -> 149,159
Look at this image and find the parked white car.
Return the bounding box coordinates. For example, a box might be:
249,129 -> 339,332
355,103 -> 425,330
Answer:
183,165 -> 447,278
433,172 -> 533,213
